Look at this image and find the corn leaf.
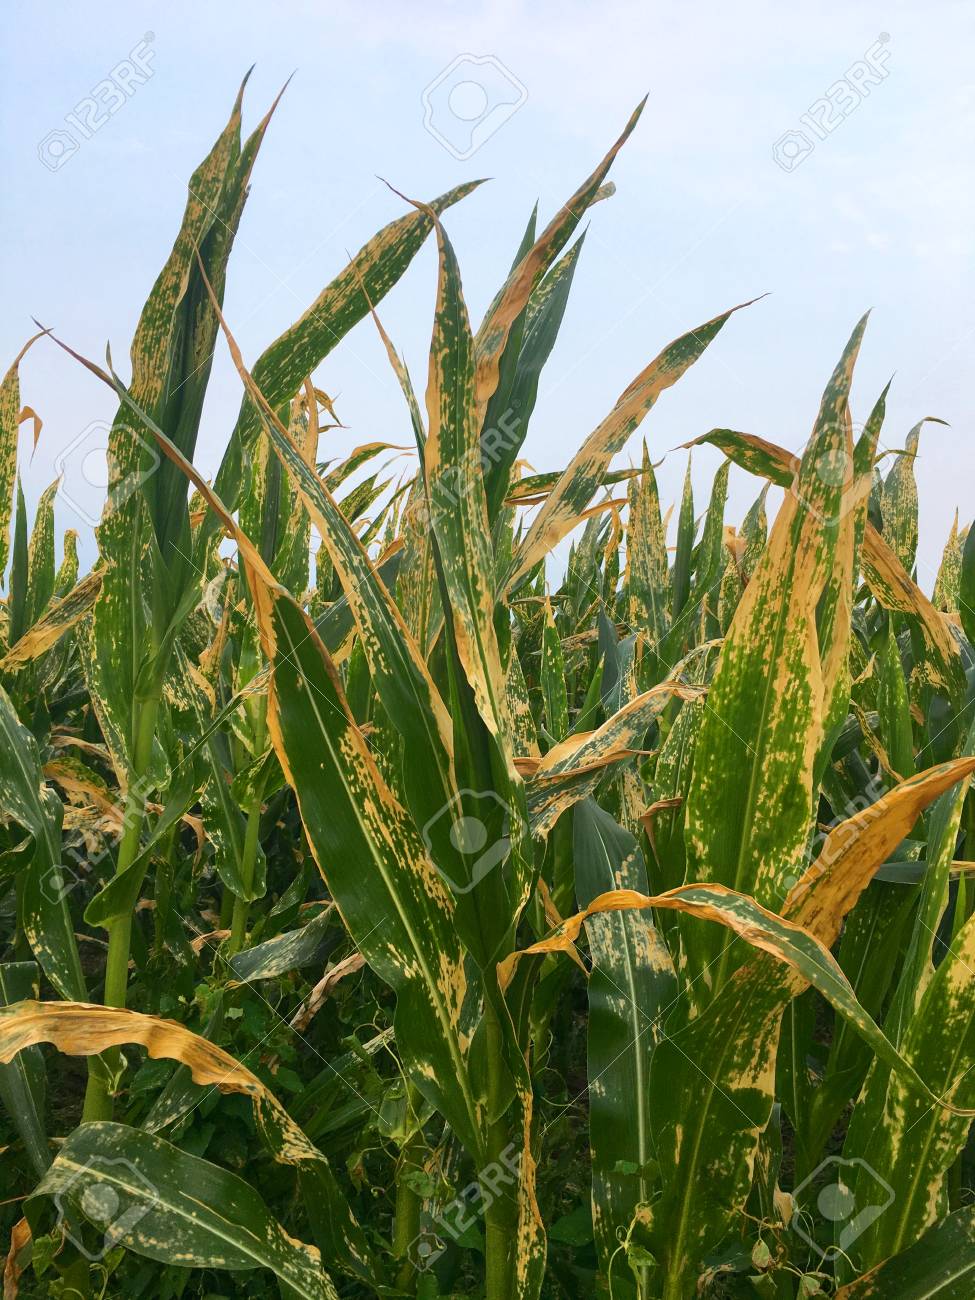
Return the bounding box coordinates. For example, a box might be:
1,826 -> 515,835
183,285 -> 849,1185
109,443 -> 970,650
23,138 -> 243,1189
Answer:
507,300 -> 755,588
27,1123 -> 338,1299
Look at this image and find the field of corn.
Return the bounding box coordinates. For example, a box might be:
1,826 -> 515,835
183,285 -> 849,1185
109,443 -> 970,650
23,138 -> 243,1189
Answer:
2,81 -> 975,1300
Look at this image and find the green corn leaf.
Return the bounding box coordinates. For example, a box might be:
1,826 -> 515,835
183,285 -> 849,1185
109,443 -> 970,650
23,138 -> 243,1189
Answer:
473,99 -> 645,429
834,1205 -> 975,1298
528,682 -> 703,836
200,730 -> 267,905
27,1122 -> 338,1299
0,962 -> 48,1177
688,425 -> 966,702
877,625 -> 914,778
229,744 -> 283,808
323,439 -> 405,492
409,214 -> 539,968
0,333 -> 42,582
213,179 -> 483,518
740,483 -> 769,578
507,638 -> 540,759
246,370 -> 461,872
574,799 -> 676,1298
541,597 -> 569,741
262,590 -> 484,1158
227,906 -> 336,983
684,427 -> 793,485
423,211 -> 520,776
86,80 -> 267,795
680,316 -> 867,1006
135,78 -> 285,583
484,236 -> 587,518
202,279 -> 500,944
692,458 -> 730,601
959,518 -> 975,645
53,527 -> 78,598
792,879 -> 915,1177
837,907 -> 975,1276
507,300 -> 755,588
626,441 -> 670,655
509,875 -> 975,1118
53,352 -> 486,1160
507,465 -> 638,504
7,478 -> 27,645
25,478 -> 57,629
83,759 -> 200,928
471,203 -> 539,523
639,756 -> 975,1295
886,713 -> 975,1044
1,568 -> 102,670
1,999 -> 379,1287
666,458 -> 729,655
671,455 -> 695,621
881,418 -> 946,574
932,512 -> 965,612
0,686 -> 86,1000
646,672 -> 706,898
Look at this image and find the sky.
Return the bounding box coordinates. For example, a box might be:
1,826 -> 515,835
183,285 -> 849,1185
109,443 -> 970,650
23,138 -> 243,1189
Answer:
2,0 -> 972,592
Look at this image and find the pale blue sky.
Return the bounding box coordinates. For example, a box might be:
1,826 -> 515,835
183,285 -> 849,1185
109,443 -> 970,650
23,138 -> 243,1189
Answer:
2,0 -> 972,589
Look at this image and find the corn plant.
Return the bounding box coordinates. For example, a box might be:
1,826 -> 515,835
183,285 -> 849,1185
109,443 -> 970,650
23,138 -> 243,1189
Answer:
2,80 -> 975,1300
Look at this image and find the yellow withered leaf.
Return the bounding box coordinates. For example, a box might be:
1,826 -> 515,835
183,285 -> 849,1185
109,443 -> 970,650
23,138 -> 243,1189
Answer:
786,756 -> 975,945
500,881 -> 975,1117
0,1001 -> 322,1166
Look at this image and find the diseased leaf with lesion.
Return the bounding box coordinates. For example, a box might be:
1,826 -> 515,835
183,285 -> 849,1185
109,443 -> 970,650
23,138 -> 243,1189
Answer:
0,332 -> 44,580
507,300 -> 756,588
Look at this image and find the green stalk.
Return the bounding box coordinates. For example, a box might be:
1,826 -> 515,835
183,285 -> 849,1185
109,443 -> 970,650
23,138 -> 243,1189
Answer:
152,822 -> 178,962
483,999 -> 513,1300
226,799 -> 263,956
393,1096 -> 426,1293
226,697 -> 267,957
13,877 -> 32,961
82,689 -> 160,1122
219,881 -> 235,929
